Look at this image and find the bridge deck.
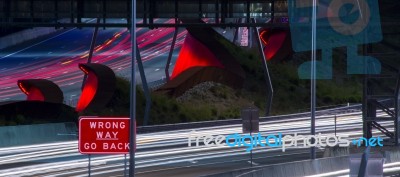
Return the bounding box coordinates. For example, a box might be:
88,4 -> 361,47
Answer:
0,0 -> 288,28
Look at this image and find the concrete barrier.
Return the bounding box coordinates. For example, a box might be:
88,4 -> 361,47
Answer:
323,145 -> 349,157
204,148 -> 400,177
0,27 -> 61,50
0,122 -> 77,147
384,148 -> 400,163
203,156 -> 350,177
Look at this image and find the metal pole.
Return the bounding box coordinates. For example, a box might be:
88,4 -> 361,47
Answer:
246,0 -> 250,24
249,111 -> 253,167
334,115 -> 337,136
124,154 -> 127,177
88,154 -> 91,176
86,18 -> 100,64
136,44 -> 151,126
271,0 -> 275,23
81,18 -> 100,90
250,131 -> 253,167
129,0 -> 137,176
250,108 -> 253,167
232,18 -> 240,43
253,18 -> 273,116
310,0 -> 317,160
165,27 -> 178,81
358,146 -> 371,177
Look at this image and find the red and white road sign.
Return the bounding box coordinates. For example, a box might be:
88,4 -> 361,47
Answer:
79,117 -> 135,154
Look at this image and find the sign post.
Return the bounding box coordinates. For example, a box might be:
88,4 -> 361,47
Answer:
124,154 -> 127,177
79,117 -> 135,176
79,117 -> 134,154
88,154 -> 91,176
129,0 -> 137,176
242,108 -> 259,167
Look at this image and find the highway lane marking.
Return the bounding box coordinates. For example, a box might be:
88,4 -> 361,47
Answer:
0,125 -> 394,176
0,28 -> 77,60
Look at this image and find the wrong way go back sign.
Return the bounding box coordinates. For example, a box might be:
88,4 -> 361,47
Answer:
79,117 -> 136,154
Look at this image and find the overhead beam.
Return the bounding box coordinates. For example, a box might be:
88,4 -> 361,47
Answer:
0,0 -> 287,28
0,22 -> 290,28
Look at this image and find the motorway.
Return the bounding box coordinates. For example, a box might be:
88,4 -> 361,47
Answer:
1,19 -> 399,176
0,18 -> 237,105
0,19 -> 188,103
0,109 -> 399,176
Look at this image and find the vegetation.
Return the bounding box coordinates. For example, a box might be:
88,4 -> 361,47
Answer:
82,77 -> 252,125
83,46 -> 364,125
82,32 -> 365,125
218,37 -> 362,115
0,31 -> 369,127
0,102 -> 78,126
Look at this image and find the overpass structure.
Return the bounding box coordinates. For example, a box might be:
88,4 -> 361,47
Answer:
0,0 -> 400,176
1,0 -> 400,144
0,0 -> 288,28
1,0 -> 400,143
0,0 -> 279,122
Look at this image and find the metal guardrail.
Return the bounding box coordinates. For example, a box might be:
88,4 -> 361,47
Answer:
66,97 -> 394,134
0,0 -> 286,28
137,103 -> 363,133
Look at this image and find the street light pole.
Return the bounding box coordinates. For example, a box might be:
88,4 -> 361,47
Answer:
310,0 -> 317,160
129,0 -> 137,176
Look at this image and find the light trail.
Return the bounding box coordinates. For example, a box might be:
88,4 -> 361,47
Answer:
0,111 -> 398,176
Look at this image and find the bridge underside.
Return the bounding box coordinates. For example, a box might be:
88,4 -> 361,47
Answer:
0,0 -> 288,28
2,0 -> 400,145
